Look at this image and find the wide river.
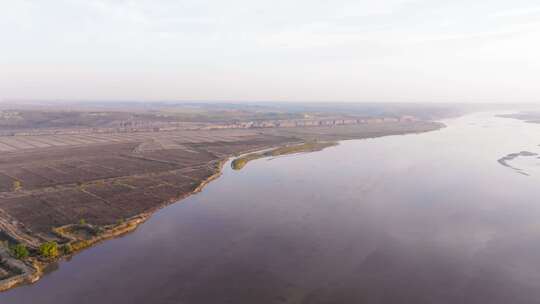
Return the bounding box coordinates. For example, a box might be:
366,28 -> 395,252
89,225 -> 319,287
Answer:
3,112 -> 540,304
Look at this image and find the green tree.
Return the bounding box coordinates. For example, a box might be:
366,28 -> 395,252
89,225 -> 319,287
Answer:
39,241 -> 59,258
10,244 -> 29,259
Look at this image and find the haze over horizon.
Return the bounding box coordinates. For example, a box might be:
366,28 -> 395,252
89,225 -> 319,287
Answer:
2,0 -> 540,103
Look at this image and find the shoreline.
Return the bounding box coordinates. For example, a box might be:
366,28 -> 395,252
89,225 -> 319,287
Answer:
231,141 -> 338,170
0,122 -> 445,292
0,157 -> 230,292
0,139 -> 300,292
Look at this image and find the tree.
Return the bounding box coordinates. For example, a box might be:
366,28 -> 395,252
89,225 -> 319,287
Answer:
10,244 -> 29,259
39,241 -> 59,258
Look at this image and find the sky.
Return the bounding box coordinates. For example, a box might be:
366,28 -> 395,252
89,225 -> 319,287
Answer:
1,0 -> 539,103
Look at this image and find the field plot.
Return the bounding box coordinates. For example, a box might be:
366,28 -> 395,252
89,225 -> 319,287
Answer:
0,174 -> 15,192
155,171 -> 199,187
0,129 -> 294,242
1,168 -> 56,190
264,121 -> 443,141
0,120 -> 441,246
0,142 -> 16,152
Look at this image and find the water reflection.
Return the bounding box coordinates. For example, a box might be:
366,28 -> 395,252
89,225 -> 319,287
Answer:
3,113 -> 540,304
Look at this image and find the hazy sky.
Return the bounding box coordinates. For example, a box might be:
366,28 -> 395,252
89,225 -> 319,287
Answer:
1,0 -> 539,103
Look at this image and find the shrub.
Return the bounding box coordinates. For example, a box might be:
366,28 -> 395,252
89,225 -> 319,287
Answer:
10,244 -> 29,259
94,226 -> 104,235
13,180 -> 22,191
79,218 -> 86,225
61,243 -> 73,255
231,158 -> 247,170
71,240 -> 90,251
39,241 -> 59,258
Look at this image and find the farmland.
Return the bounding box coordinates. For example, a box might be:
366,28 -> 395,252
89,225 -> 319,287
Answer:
0,120 -> 441,242
0,104 -> 444,290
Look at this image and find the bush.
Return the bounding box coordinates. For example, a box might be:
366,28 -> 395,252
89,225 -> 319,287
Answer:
13,180 -> 22,191
10,244 -> 29,259
61,243 -> 73,255
96,226 -> 105,235
39,241 -> 59,258
231,158 -> 248,170
71,240 -> 90,251
79,218 -> 86,225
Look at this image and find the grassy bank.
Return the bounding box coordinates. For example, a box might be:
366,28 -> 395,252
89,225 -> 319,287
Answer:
231,141 -> 338,170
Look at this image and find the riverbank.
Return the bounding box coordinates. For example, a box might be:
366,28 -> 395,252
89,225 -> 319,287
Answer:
0,121 -> 445,292
1,141 -> 337,290
0,158 -> 230,292
231,141 -> 338,170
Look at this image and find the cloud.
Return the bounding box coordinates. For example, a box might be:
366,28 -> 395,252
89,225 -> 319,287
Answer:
1,0 -> 539,102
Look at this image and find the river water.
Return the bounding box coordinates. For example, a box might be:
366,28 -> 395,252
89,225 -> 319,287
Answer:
3,112 -> 540,304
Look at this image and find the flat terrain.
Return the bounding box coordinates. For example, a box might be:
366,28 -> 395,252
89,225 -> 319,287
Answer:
0,130 -> 287,241
6,112 -> 538,304
0,104 -> 444,290
0,121 -> 441,243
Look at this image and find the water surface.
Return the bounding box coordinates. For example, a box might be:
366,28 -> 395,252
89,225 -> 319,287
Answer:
3,113 -> 540,304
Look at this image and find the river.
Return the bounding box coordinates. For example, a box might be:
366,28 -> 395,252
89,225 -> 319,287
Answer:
3,112 -> 540,304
